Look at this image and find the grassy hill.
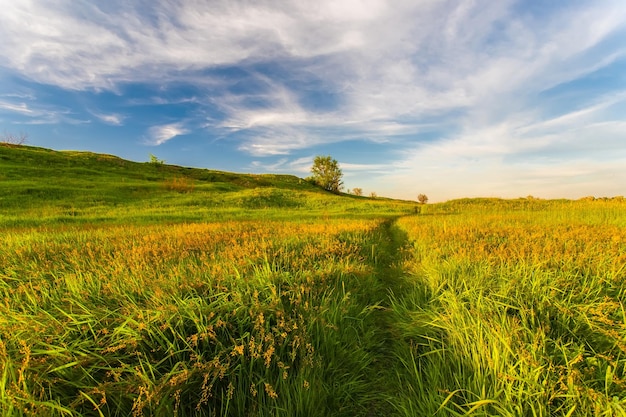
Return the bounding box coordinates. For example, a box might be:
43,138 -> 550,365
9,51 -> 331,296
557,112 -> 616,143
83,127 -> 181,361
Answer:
0,145 -> 418,227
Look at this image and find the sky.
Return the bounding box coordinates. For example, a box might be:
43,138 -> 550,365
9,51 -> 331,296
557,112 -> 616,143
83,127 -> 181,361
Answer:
1,0 -> 625,202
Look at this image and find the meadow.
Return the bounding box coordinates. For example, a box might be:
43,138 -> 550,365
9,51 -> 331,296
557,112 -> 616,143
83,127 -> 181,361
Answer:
1,145 -> 625,416
392,199 -> 626,416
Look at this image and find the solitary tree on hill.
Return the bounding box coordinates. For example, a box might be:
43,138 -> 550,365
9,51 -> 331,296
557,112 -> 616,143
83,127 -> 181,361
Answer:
417,193 -> 428,204
309,155 -> 343,193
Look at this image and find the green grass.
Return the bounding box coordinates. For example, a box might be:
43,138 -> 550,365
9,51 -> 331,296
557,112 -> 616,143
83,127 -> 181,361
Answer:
1,144 -> 625,416
390,204 -> 626,416
0,145 -> 416,227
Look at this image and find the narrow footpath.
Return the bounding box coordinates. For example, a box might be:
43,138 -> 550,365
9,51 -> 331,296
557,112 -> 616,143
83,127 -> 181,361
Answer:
360,218 -> 414,417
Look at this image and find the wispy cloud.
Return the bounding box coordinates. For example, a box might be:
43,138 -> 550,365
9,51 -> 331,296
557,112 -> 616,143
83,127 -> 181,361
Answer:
0,97 -> 89,125
236,127 -> 331,156
0,100 -> 35,115
518,92 -> 626,136
2,2 -> 624,119
250,156 -> 313,174
146,123 -> 189,146
91,111 -> 125,126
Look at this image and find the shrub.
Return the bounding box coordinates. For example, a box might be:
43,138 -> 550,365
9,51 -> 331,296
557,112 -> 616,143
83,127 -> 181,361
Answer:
149,154 -> 165,165
163,177 -> 194,193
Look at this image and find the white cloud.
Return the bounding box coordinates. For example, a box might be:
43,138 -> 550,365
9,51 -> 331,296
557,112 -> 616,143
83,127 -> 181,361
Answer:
376,150 -> 626,203
518,92 -> 626,136
2,1 -> 624,117
91,111 -> 125,126
237,128 -> 326,156
146,123 -> 189,146
250,156 -> 313,173
0,97 -> 89,125
0,100 -> 35,115
0,1 -> 398,89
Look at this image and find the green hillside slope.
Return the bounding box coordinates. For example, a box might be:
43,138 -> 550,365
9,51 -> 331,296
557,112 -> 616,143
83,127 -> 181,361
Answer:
0,145 -> 417,226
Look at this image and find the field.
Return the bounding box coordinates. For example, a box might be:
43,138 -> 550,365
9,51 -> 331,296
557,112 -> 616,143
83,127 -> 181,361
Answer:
1,145 -> 625,416
392,200 -> 626,416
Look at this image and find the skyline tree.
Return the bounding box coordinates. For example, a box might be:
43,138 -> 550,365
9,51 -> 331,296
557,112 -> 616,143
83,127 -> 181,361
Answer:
310,155 -> 343,193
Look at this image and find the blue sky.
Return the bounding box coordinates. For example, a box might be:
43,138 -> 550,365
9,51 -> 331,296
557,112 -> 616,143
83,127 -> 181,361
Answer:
1,0 -> 625,202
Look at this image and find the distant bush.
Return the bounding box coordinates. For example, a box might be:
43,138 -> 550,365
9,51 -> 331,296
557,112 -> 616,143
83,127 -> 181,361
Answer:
417,193 -> 428,204
149,154 -> 165,165
352,188 -> 363,196
163,177 -> 194,193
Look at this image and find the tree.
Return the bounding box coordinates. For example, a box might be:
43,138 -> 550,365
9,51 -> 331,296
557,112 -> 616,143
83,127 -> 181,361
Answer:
417,194 -> 428,204
309,155 -> 343,193
352,187 -> 363,196
1,131 -> 28,147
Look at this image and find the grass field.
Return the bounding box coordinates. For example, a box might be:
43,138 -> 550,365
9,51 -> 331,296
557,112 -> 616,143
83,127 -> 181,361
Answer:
1,145 -> 625,416
392,200 -> 626,416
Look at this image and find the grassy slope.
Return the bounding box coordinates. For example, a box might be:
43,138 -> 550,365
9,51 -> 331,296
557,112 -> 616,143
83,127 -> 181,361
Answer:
0,145 -> 417,226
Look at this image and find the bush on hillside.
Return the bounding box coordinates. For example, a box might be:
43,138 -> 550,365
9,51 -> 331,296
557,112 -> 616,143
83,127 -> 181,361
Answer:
163,177 -> 195,193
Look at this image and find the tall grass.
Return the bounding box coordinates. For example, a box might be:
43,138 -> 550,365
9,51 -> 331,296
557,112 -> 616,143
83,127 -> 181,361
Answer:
391,201 -> 626,416
0,218 -> 396,416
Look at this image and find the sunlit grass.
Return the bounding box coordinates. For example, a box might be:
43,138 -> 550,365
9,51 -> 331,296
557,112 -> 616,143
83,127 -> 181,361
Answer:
391,201 -> 626,416
1,218 -> 393,416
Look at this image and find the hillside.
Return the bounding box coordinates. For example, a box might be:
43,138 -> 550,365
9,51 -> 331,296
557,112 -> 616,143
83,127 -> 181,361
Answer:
0,145 -> 418,226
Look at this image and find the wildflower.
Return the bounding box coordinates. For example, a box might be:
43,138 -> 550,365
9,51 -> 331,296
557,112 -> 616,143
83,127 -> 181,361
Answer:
231,344 -> 245,356
263,345 -> 275,367
264,383 -> 278,399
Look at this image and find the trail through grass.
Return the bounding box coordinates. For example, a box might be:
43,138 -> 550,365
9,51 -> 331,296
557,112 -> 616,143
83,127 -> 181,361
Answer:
357,220 -> 413,416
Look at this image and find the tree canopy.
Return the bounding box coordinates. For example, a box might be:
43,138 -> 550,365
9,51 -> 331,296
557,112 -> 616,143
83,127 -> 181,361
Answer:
310,155 -> 343,193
